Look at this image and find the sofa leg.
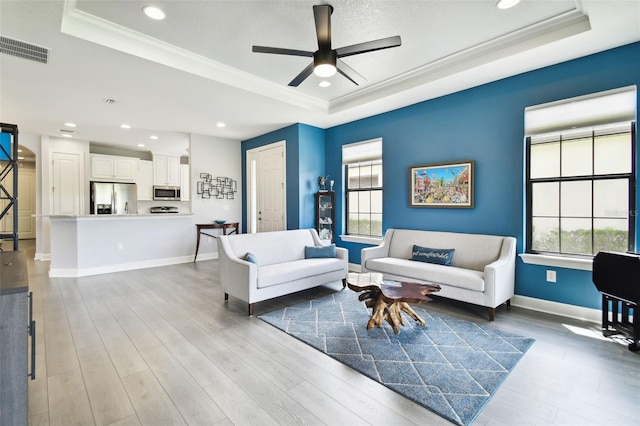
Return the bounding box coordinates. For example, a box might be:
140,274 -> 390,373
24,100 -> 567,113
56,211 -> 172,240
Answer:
506,299 -> 511,308
224,293 -> 229,302
488,307 -> 495,321
248,303 -> 254,316
342,278 -> 347,289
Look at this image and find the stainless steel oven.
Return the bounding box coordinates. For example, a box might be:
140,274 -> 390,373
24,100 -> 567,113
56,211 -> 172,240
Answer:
153,186 -> 181,201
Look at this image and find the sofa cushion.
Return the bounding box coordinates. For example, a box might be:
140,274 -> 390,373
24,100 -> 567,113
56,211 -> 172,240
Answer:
227,229 -> 316,266
365,257 -> 485,292
410,245 -> 454,265
258,258 -> 346,289
245,252 -> 257,264
388,229 -> 504,271
305,244 -> 336,258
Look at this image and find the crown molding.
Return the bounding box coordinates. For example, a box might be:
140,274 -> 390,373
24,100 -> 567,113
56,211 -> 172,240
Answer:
60,0 -> 328,113
329,8 -> 591,114
60,1 -> 590,119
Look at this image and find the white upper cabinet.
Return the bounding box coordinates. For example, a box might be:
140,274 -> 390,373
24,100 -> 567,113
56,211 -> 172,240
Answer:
153,154 -> 181,186
137,160 -> 154,200
91,154 -> 138,182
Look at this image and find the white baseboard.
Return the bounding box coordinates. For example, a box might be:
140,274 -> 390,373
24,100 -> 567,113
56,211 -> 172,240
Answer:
510,295 -> 601,323
35,252 -> 50,261
349,263 -> 361,272
49,253 -> 219,278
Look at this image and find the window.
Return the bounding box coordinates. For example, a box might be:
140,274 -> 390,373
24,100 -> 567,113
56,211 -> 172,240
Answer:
526,124 -> 635,256
343,138 -> 382,237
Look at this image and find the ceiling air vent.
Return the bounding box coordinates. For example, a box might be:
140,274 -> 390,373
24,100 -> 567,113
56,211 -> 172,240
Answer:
0,35 -> 49,64
58,129 -> 76,134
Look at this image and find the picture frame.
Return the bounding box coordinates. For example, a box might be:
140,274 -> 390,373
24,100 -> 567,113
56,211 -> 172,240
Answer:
409,160 -> 474,208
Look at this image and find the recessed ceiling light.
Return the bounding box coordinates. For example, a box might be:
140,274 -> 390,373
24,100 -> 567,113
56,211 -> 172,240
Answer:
150,135 -> 159,140
120,123 -> 131,129
319,81 -> 331,88
216,122 -> 226,128
17,149 -> 22,153
496,0 -> 520,9
17,156 -> 24,160
143,5 -> 165,20
64,122 -> 76,127
137,143 -> 145,147
62,134 -> 72,138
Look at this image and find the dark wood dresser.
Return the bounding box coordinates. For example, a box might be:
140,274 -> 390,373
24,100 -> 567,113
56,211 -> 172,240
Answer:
0,250 -> 34,425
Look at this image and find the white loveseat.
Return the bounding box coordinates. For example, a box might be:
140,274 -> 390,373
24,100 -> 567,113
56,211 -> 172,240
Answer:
217,229 -> 348,315
361,228 -> 516,320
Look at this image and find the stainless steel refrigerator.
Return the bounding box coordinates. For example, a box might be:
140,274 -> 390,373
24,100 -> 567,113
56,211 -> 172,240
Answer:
90,181 -> 137,214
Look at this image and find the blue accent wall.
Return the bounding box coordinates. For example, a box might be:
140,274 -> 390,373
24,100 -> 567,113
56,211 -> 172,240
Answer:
241,123 -> 325,232
0,132 -> 11,161
298,124 -> 326,229
243,42 -> 640,310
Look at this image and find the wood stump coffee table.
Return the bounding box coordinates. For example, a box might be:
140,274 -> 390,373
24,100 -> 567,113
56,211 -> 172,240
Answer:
347,272 -> 441,334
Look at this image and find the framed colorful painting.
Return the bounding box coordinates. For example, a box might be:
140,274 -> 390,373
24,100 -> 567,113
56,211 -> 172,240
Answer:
410,160 -> 474,208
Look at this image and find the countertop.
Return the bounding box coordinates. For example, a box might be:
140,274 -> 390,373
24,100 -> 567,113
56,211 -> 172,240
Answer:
47,213 -> 194,220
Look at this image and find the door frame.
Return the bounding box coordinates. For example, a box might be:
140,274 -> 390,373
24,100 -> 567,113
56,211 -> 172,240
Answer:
246,141 -> 286,233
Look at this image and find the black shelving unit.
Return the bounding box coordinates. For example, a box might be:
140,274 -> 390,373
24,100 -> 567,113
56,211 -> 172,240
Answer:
0,123 -> 19,251
315,191 -> 335,244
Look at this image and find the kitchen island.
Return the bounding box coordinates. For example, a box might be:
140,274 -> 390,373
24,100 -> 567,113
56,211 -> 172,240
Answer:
48,214 -> 204,277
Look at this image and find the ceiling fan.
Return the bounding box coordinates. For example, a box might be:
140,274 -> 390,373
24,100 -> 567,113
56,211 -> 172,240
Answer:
252,4 -> 402,87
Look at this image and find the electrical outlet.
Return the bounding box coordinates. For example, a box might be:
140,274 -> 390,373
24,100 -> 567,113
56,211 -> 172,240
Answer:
117,243 -> 124,251
546,270 -> 556,283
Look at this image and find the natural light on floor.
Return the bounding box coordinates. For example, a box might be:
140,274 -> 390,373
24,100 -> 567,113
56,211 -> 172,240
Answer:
562,323 -> 631,347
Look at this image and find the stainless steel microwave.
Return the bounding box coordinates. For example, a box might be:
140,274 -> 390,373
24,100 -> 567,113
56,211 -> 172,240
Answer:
153,186 -> 181,201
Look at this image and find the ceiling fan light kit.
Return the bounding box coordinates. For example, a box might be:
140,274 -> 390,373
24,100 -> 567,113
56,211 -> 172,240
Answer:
313,50 -> 337,77
252,4 -> 401,87
496,0 -> 521,10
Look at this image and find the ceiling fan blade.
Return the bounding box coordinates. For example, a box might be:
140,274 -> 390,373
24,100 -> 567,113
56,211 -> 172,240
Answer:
288,62 -> 315,87
337,59 -> 366,86
313,4 -> 333,51
252,46 -> 314,57
336,35 -> 401,58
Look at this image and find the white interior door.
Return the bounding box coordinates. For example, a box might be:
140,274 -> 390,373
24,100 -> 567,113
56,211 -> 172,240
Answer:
18,168 -> 36,239
246,141 -> 286,233
52,152 -> 81,215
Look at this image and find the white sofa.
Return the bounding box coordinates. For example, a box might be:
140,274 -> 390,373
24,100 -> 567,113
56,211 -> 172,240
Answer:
217,229 -> 349,315
361,228 -> 516,320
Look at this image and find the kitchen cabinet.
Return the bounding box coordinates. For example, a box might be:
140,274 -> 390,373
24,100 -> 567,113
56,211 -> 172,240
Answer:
180,164 -> 190,201
315,191 -> 335,244
91,154 -> 138,182
137,160 -> 153,200
153,155 -> 181,186
0,250 -> 34,426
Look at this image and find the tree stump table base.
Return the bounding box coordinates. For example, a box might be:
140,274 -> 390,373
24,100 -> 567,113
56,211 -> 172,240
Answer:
348,273 -> 441,334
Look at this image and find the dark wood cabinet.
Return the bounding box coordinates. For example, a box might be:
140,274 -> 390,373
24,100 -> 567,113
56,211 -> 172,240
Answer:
0,250 -> 33,426
315,191 -> 335,244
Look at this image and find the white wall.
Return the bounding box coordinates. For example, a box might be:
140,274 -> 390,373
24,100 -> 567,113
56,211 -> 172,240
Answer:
27,131 -> 241,265
189,133 -> 242,258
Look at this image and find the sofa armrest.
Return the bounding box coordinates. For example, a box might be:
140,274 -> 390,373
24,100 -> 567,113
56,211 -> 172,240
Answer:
217,236 -> 258,303
361,229 -> 394,272
483,237 -> 516,307
336,247 -> 348,261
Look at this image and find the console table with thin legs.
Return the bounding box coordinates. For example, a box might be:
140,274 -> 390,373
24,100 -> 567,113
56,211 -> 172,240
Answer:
194,222 -> 239,261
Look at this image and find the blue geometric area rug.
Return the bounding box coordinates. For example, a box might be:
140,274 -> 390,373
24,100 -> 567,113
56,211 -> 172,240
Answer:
259,290 -> 534,426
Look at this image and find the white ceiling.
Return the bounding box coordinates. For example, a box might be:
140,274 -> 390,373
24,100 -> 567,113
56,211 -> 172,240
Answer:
1,0 -> 638,157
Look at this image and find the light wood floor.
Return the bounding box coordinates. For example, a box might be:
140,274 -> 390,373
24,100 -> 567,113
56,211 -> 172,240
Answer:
21,242 -> 639,426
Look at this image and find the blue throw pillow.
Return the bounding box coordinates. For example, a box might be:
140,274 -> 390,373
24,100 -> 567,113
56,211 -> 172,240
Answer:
410,245 -> 455,266
244,252 -> 257,264
305,244 -> 336,259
